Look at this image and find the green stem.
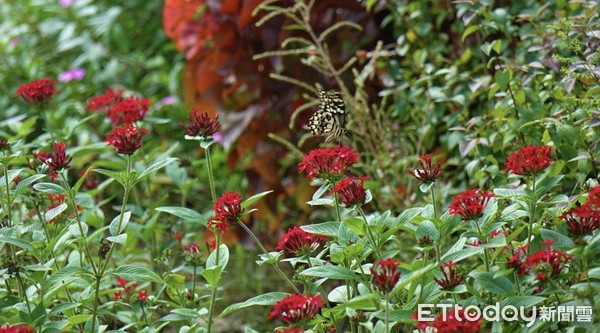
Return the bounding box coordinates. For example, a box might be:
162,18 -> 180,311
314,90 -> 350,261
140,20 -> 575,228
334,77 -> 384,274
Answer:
527,174 -> 537,255
16,273 -> 33,318
206,233 -> 221,333
514,271 -> 521,296
40,110 -> 56,143
430,181 -> 439,218
3,164 -> 16,262
305,254 -> 340,332
236,220 -> 299,293
358,207 -> 381,258
205,144 -> 216,202
385,292 -> 390,333
91,156 -> 132,332
475,221 -> 490,272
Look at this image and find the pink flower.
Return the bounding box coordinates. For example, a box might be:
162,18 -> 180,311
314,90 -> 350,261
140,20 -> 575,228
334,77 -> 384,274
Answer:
58,68 -> 86,82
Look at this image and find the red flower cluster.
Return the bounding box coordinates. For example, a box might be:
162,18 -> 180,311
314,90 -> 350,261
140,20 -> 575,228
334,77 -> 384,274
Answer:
78,170 -> 100,190
180,107 -> 221,138
0,324 -> 34,333
434,261 -> 464,291
35,142 -> 72,172
87,88 -> 151,125
105,125 -> 149,155
268,293 -> 324,324
560,186 -> 600,236
525,239 -> 573,281
414,308 -> 482,333
449,189 -> 494,221
137,289 -> 149,302
332,176 -> 367,207
506,244 -> 529,276
208,191 -> 243,233
15,77 -> 59,104
276,227 -> 328,257
505,145 -> 552,176
370,258 -> 401,292
186,242 -> 200,253
408,154 -> 442,183
86,88 -> 124,112
299,146 -> 359,181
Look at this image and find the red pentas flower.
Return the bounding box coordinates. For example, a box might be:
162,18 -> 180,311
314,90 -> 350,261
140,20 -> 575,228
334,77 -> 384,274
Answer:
276,226 -> 328,257
86,88 -> 124,112
208,191 -> 243,233
332,176 -> 367,207
0,324 -> 34,333
434,261 -> 464,291
525,239 -> 573,280
505,145 -> 552,176
408,154 -> 442,183
506,243 -> 529,275
105,125 -> 149,155
448,188 -> 494,221
180,107 -> 221,138
299,146 -> 360,181
35,142 -> 72,172
414,308 -> 482,333
268,293 -> 324,324
370,258 -> 401,292
561,186 -> 600,237
107,96 -> 151,125
15,77 -> 59,104
137,289 -> 149,302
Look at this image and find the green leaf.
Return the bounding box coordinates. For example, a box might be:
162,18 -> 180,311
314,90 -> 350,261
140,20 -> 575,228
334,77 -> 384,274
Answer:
44,203 -> 68,223
241,190 -> 273,210
110,265 -> 163,283
44,267 -> 89,290
106,234 -> 127,244
540,228 -> 573,248
207,244 -> 229,268
72,167 -> 94,194
416,220 -> 439,241
14,174 -> 45,196
135,158 -> 178,184
220,292 -> 289,317
441,246 -> 483,263
471,272 -> 514,295
95,168 -> 127,186
342,217 -> 365,236
155,206 -> 205,225
499,296 -> 545,308
398,264 -> 435,288
0,237 -> 35,252
462,25 -> 480,41
33,182 -> 66,194
300,222 -> 339,237
419,182 -> 434,193
201,266 -> 224,287
49,302 -> 81,316
300,265 -> 361,281
312,183 -> 331,201
109,211 -> 131,236
495,70 -> 511,90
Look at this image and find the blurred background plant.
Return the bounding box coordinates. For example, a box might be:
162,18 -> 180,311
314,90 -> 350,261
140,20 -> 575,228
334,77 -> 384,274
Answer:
1,0 -> 599,331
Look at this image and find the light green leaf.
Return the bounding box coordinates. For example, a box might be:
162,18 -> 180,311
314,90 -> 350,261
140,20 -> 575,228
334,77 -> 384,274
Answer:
109,211 -> 131,236
220,292 -> 289,317
300,266 -> 361,281
241,190 -> 273,210
110,265 -> 163,283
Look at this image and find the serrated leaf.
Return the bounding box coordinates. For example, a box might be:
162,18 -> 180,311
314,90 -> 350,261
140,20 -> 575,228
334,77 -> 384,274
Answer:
110,265 -> 163,283
220,292 -> 289,317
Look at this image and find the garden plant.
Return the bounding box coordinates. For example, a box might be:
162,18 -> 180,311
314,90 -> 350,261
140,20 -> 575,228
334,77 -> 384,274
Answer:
0,0 -> 599,332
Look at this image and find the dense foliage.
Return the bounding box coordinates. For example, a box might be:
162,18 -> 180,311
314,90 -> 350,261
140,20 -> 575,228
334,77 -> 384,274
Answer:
1,0 -> 599,332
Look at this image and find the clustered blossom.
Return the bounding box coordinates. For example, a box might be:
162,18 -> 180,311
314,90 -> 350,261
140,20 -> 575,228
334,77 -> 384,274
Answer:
434,261 -> 464,291
332,176 -> 367,207
448,188 -> 494,221
408,154 -> 442,183
505,145 -> 552,176
137,289 -> 149,302
208,191 -> 243,233
414,308 -> 482,333
506,244 -> 529,276
268,293 -> 324,324
370,258 -> 401,292
276,227 -> 328,257
525,239 -> 573,281
299,146 -> 360,181
560,186 -> 600,236
86,88 -> 151,125
180,107 -> 221,138
15,77 -> 59,104
105,125 -> 149,155
0,324 -> 34,333
35,142 -> 72,172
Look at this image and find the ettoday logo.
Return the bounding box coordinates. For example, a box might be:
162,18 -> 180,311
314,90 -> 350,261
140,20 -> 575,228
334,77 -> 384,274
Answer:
417,303 -> 593,328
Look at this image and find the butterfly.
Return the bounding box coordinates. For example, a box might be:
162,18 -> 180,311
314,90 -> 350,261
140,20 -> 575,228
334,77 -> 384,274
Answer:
308,89 -> 348,142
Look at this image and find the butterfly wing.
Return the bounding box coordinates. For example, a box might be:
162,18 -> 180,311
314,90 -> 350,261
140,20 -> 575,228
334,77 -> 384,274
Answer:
308,90 -> 348,141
